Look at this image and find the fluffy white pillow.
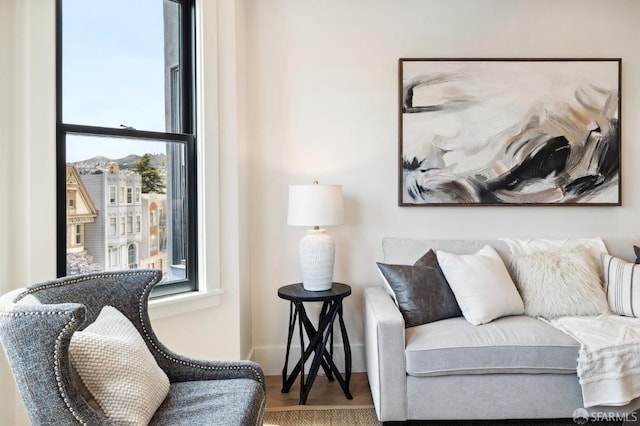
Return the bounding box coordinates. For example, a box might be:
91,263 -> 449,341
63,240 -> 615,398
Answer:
436,246 -> 524,325
511,247 -> 608,319
70,306 -> 170,425
502,238 -> 608,278
602,254 -> 640,318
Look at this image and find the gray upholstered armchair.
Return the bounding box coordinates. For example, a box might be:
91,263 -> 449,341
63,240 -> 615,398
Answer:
0,270 -> 265,425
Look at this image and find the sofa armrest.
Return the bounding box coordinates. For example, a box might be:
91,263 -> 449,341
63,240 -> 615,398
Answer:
364,286 -> 407,422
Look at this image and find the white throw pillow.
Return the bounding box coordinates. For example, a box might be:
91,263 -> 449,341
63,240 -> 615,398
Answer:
602,254 -> 640,318
436,246 -> 524,325
70,306 -> 170,425
511,247 -> 609,319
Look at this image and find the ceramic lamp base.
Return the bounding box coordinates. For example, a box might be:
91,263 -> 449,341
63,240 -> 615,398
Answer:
299,229 -> 335,291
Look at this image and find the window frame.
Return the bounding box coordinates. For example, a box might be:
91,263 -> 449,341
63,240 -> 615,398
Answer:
55,0 -> 198,297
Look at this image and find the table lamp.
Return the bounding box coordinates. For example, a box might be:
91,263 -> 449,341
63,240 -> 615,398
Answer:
288,181 -> 344,291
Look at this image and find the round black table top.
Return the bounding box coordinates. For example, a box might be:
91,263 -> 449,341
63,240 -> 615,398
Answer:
277,283 -> 351,302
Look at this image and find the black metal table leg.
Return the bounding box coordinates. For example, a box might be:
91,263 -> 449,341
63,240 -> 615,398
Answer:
281,302 -> 297,392
338,301 -> 353,398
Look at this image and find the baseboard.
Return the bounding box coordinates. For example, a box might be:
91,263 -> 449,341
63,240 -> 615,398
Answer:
251,343 -> 365,376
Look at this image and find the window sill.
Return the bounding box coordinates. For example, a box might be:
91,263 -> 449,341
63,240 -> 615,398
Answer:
148,288 -> 223,320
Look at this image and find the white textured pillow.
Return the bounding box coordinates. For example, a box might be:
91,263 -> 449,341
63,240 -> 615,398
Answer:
70,306 -> 170,425
436,246 -> 524,325
511,247 -> 608,319
602,254 -> 640,318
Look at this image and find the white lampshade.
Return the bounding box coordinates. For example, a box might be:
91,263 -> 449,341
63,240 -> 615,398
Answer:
288,182 -> 344,291
287,184 -> 344,227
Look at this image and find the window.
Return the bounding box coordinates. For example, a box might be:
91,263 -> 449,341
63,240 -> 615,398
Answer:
109,247 -> 119,268
74,224 -> 82,245
109,186 -> 117,205
128,244 -> 138,269
109,218 -> 117,237
67,191 -> 75,209
56,0 -> 198,297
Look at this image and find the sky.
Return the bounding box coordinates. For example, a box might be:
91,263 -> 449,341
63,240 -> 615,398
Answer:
63,0 -> 171,162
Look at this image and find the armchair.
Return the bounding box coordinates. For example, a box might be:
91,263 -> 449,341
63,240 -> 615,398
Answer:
0,270 -> 265,425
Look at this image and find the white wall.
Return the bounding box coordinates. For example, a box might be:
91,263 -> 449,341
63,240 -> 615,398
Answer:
246,0 -> 640,374
0,1 -> 56,423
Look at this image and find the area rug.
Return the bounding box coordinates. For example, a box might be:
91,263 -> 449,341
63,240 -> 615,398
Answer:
263,407 -> 379,425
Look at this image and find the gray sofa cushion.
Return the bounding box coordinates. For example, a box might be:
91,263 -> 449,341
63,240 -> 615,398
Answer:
405,315 -> 580,377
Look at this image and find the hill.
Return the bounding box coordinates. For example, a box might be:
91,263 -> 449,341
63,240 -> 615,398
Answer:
70,153 -> 167,175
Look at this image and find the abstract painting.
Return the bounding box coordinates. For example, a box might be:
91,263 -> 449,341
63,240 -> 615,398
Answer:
399,58 -> 621,206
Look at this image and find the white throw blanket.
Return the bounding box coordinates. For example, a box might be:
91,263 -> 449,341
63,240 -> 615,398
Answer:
548,314 -> 640,407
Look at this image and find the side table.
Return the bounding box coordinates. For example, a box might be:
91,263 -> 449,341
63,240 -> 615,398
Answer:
277,283 -> 353,405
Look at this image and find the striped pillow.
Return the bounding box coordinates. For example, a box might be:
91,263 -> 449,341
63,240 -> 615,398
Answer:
602,254 -> 639,318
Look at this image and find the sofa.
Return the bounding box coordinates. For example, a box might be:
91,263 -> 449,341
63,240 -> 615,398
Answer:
364,237 -> 640,423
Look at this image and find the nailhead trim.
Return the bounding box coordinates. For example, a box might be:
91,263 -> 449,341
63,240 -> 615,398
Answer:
16,271 -> 153,301
0,311 -> 72,317
54,315 -> 87,425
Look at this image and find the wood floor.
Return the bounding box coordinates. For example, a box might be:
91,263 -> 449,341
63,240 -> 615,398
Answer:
265,372 -> 374,409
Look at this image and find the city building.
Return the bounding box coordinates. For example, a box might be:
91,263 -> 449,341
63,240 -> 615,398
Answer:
139,193 -> 168,274
65,166 -> 98,254
80,163 -> 143,271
